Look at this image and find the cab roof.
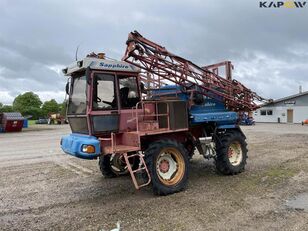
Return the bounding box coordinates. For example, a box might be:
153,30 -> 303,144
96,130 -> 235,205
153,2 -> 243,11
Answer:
63,57 -> 140,76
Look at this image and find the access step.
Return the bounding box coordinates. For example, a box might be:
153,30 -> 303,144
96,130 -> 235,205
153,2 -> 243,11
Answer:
102,145 -> 140,154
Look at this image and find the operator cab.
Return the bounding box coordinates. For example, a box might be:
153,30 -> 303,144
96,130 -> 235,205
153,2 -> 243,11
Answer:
63,54 -> 141,137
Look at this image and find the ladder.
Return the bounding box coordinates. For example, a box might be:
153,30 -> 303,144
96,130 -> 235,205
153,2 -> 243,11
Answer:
123,152 -> 151,189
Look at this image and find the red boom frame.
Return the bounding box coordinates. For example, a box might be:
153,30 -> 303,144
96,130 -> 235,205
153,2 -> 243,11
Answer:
122,31 -> 267,112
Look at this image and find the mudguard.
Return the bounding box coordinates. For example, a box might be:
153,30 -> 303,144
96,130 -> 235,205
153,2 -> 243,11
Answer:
61,133 -> 101,159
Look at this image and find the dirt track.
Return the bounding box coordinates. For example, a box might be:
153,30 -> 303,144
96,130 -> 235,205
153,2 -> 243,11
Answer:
0,124 -> 308,230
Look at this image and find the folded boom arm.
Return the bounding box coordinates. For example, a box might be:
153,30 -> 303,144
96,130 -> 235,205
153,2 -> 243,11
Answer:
123,31 -> 267,112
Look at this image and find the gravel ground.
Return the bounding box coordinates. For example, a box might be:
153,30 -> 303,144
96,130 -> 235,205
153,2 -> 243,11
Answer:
0,123 -> 308,231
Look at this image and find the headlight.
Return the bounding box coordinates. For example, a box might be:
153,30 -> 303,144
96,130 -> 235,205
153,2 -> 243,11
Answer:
82,145 -> 95,153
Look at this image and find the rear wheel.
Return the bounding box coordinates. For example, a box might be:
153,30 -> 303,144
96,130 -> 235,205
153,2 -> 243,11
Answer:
215,130 -> 247,175
144,140 -> 189,195
99,153 -> 139,178
185,139 -> 195,160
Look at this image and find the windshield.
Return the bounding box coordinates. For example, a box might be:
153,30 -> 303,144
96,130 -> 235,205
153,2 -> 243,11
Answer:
68,75 -> 87,114
93,73 -> 117,110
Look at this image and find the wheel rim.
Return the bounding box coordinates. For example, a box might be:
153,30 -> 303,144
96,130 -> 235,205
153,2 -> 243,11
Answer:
110,154 -> 128,174
228,141 -> 243,166
156,147 -> 185,186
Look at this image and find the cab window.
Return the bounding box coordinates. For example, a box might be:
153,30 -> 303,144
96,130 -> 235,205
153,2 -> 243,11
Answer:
68,75 -> 87,114
119,76 -> 140,109
93,73 -> 117,110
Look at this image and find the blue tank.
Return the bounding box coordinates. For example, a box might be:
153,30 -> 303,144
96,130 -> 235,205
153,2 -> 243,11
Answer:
150,85 -> 238,129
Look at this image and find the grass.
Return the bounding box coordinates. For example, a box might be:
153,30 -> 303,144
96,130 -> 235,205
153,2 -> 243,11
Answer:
235,166 -> 299,193
28,120 -> 36,126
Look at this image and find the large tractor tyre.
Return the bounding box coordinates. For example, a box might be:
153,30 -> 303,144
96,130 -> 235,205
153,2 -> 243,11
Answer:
144,140 -> 189,196
99,155 -> 117,178
99,153 -> 139,178
215,130 -> 248,175
184,140 -> 195,160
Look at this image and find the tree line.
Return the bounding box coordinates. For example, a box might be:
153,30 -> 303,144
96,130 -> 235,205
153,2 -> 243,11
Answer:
0,92 -> 66,120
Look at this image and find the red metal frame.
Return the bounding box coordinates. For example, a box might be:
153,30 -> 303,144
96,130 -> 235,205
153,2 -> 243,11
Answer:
123,31 -> 267,112
202,61 -> 233,81
98,98 -> 188,155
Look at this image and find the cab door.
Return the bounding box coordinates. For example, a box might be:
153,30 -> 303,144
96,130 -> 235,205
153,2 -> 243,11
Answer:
117,74 -> 141,132
89,72 -> 120,135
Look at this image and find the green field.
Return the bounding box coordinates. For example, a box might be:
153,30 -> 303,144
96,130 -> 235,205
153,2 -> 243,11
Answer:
28,120 -> 36,126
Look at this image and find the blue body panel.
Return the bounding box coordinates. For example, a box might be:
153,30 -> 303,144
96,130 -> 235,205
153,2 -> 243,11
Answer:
151,85 -> 239,126
61,133 -> 100,159
151,85 -> 189,101
217,124 -> 237,129
190,110 -> 238,125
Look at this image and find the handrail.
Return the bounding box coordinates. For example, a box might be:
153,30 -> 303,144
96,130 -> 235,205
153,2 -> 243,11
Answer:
133,101 -> 170,132
111,132 -> 116,153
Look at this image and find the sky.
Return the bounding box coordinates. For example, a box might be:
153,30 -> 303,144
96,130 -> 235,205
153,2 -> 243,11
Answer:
0,0 -> 307,104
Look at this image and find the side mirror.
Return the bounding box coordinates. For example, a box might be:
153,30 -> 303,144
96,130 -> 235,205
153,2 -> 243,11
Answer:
65,81 -> 70,95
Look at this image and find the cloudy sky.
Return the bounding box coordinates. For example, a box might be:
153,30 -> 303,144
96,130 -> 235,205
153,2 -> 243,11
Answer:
0,0 -> 307,104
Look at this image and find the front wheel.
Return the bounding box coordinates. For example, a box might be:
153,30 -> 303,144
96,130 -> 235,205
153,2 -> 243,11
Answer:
215,130 -> 248,175
99,153 -> 139,178
144,139 -> 189,195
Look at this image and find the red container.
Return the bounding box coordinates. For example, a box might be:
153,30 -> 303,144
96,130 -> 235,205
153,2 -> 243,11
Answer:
1,112 -> 24,132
